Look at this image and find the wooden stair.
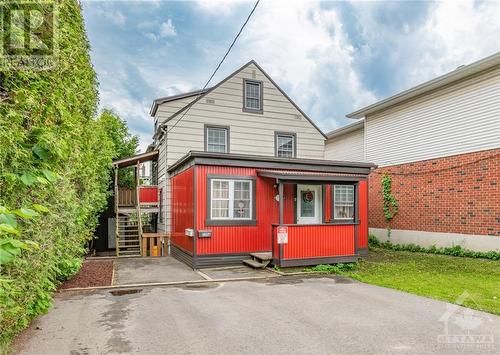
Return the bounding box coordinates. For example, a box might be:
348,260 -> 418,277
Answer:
116,214 -> 141,256
243,252 -> 272,269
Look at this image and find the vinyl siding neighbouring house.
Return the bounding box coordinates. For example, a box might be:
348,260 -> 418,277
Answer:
365,66 -> 500,167
325,125 -> 365,161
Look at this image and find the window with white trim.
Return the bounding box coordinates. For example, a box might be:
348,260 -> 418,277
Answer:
333,185 -> 354,219
276,133 -> 295,158
210,179 -> 252,220
244,80 -> 262,111
206,126 -> 228,153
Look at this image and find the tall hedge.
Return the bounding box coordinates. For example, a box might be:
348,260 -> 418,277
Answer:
0,0 -> 136,349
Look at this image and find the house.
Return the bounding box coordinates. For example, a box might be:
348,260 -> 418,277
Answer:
325,52 -> 500,252
110,60 -> 375,267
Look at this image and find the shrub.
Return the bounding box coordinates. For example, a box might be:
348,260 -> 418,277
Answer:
368,235 -> 500,260
305,262 -> 358,274
0,0 -> 137,350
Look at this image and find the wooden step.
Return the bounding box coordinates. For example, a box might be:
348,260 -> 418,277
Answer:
243,258 -> 269,269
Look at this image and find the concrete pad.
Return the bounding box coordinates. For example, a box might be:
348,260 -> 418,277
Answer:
13,277 -> 500,354
201,266 -> 273,280
113,257 -> 203,285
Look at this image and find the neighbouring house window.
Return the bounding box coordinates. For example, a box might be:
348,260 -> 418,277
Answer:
205,126 -> 228,153
276,133 -> 296,158
333,185 -> 355,220
207,177 -> 256,225
243,80 -> 262,112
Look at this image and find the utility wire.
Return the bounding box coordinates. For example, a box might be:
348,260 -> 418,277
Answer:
162,0 -> 261,136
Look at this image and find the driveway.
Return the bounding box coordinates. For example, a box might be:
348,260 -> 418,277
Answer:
13,276 -> 500,354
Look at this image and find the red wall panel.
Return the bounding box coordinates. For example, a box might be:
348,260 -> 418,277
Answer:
139,186 -> 158,203
358,180 -> 368,249
170,167 -> 194,253
281,224 -> 355,259
196,166 -> 280,255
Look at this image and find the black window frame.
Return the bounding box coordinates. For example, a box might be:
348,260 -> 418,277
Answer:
243,79 -> 263,114
204,124 -> 230,153
206,174 -> 257,226
275,131 -> 297,158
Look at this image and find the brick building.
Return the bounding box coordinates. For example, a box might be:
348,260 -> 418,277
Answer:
325,52 -> 500,252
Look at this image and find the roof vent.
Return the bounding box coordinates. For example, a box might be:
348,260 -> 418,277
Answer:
252,70 -> 256,79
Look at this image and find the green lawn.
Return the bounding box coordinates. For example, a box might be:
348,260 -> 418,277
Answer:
344,248 -> 500,315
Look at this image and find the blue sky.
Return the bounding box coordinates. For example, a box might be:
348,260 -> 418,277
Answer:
81,0 -> 500,151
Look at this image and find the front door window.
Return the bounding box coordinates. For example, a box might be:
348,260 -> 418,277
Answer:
297,185 -> 322,224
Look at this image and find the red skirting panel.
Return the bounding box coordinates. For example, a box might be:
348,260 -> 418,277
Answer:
281,224 -> 356,259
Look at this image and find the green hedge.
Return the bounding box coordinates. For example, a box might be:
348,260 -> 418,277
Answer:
0,0 -> 136,350
368,235 -> 500,260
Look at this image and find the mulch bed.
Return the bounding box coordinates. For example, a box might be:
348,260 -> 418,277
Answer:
59,260 -> 114,289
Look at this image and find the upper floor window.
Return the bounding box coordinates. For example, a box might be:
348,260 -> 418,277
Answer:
205,125 -> 229,153
333,185 -> 355,220
275,132 -> 296,158
243,79 -> 263,113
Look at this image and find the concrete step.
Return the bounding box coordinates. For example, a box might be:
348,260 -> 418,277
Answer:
250,252 -> 272,263
243,258 -> 269,269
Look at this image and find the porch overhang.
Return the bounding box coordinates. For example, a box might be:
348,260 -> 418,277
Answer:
112,150 -> 159,168
256,169 -> 366,182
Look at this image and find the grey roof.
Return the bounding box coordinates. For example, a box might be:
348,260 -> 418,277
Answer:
152,60 -> 328,139
167,150 -> 376,175
149,88 -> 211,116
347,51 -> 500,119
326,119 -> 364,139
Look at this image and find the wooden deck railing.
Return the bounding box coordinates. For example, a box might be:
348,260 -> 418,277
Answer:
118,186 -> 159,207
118,188 -> 136,206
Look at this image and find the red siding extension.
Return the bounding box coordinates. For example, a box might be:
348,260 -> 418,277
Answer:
139,186 -> 158,203
170,167 -> 194,253
358,180 -> 368,249
195,166 -> 280,255
277,224 -> 356,259
170,164 -> 370,261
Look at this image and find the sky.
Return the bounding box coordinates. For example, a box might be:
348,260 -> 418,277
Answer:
81,0 -> 500,151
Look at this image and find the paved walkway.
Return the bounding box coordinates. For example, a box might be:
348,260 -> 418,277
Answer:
13,276 -> 500,354
112,257 -> 272,286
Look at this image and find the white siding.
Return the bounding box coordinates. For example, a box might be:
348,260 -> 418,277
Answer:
158,63 -> 325,167
324,127 -> 365,161
153,62 -> 326,232
366,67 -> 500,166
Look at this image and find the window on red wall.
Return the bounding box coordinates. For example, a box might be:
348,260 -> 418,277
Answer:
333,185 -> 355,220
206,176 -> 256,226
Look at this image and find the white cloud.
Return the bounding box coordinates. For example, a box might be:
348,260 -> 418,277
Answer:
226,0 -> 376,131
159,18 -> 177,37
196,0 -> 240,16
97,9 -> 126,27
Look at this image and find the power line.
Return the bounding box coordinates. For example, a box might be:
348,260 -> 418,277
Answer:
162,0 -> 261,136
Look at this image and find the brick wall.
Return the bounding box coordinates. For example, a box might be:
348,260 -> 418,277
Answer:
369,148 -> 500,236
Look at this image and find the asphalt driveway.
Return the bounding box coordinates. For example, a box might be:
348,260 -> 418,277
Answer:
13,276 -> 500,354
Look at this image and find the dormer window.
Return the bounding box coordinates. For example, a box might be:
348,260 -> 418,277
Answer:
243,79 -> 263,113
